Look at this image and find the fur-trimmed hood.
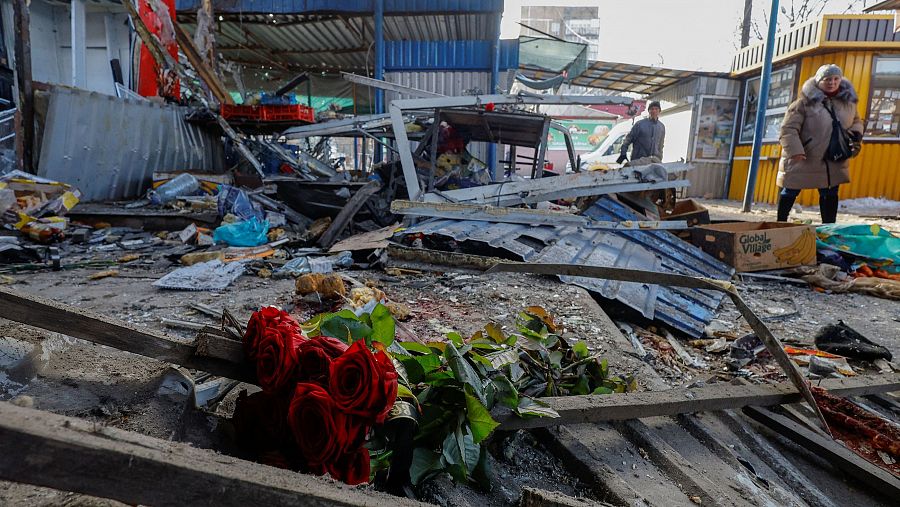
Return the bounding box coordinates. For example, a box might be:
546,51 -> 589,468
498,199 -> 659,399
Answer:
800,77 -> 858,104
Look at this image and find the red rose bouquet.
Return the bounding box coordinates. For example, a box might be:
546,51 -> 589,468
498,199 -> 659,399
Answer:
234,306 -> 398,485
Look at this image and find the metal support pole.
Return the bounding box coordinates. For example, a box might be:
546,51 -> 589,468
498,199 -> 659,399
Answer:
374,0 -> 385,164
71,0 -> 87,88
742,0 -> 780,212
488,12 -> 502,181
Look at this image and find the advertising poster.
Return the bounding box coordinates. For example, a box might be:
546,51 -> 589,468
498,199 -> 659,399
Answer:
547,120 -> 617,151
694,97 -> 738,163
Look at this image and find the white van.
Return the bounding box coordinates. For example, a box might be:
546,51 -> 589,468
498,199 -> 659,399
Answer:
578,121 -> 634,170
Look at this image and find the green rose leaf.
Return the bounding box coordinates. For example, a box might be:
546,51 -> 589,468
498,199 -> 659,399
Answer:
410,447 -> 444,485
369,303 -> 395,346
515,396 -> 560,419
445,342 -> 486,404
464,388 -> 500,444
491,375 -> 519,409
320,311 -> 372,343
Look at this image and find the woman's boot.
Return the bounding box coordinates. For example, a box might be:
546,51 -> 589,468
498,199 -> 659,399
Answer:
777,192 -> 796,222
820,194 -> 838,223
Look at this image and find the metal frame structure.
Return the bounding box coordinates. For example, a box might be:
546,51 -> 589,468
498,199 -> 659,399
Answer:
389,93 -> 635,200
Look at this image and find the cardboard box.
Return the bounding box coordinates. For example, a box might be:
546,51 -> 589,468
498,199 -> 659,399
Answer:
691,222 -> 817,272
659,199 -> 710,241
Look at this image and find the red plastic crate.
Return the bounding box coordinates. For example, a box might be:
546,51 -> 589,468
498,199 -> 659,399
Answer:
220,104 -> 315,123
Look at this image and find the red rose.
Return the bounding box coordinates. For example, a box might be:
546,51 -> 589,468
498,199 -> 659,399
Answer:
328,340 -> 399,425
244,306 -> 299,361
256,324 -> 304,394
231,390 -> 290,452
287,383 -> 351,466
296,336 -> 349,386
327,447 -> 371,485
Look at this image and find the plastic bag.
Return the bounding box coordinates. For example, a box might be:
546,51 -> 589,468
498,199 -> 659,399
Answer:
212,217 -> 270,247
274,251 -> 353,276
217,184 -> 262,221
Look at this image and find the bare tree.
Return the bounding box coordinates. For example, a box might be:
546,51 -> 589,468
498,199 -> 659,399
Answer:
738,0 -> 871,45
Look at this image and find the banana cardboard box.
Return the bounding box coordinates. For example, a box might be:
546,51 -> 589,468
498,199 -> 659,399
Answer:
691,222 -> 816,272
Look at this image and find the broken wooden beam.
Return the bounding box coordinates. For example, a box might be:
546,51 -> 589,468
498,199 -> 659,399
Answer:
494,375 -> 900,430
174,21 -> 234,106
318,179 -> 382,248
391,199 -> 688,230
387,244 -> 503,272
0,401 -> 428,507
743,405 -> 900,497
0,287 -> 252,383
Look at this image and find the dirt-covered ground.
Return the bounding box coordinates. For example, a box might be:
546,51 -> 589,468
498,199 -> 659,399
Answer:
0,198 -> 897,505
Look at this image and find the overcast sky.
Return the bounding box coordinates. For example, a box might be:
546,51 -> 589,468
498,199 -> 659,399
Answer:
502,0 -> 875,71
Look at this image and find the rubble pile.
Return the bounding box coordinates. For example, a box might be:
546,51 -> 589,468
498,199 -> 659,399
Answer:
0,6 -> 898,504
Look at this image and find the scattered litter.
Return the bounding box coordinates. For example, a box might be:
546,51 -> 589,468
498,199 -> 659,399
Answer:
87,269 -> 119,280
704,319 -> 737,339
181,250 -> 225,266
178,223 -> 199,243
275,251 -> 353,277
805,355 -> 856,377
729,333 -> 767,370
814,320 -> 892,361
704,338 -> 729,354
307,217 -> 332,241
217,184 -> 262,221
148,173 -> 200,205
153,260 -> 246,291
213,217 -> 270,247
662,329 -> 707,369
295,273 -> 347,298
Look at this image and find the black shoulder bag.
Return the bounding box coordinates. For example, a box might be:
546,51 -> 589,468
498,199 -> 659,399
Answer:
823,100 -> 853,163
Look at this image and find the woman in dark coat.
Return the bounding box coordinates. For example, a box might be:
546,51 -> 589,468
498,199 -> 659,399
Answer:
776,64 -> 863,223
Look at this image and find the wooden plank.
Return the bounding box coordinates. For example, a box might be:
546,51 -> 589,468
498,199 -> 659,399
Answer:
0,287 -> 252,383
743,405 -> 900,497
318,180 -> 382,248
13,0 -> 33,172
174,21 -> 234,105
494,374 -> 900,430
0,401 -> 428,507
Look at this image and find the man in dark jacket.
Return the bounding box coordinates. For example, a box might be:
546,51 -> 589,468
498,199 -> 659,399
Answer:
617,101 -> 665,163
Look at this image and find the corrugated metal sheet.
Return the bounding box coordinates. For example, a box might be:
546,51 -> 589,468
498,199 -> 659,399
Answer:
384,71 -> 490,102
36,86 -> 223,202
729,50 -> 900,205
400,197 -> 733,338
384,39 -> 517,71
176,0 -> 503,15
381,14 -> 498,42
582,198 -> 733,337
180,11 -> 504,73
